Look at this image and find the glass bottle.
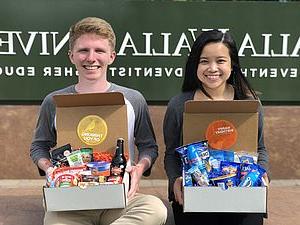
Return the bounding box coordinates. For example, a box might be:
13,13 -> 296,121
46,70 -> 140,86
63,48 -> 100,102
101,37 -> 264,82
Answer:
110,138 -> 127,177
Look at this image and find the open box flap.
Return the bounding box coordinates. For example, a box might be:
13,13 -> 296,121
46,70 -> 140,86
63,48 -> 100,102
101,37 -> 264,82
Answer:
53,92 -> 125,107
183,100 -> 259,152
54,92 -> 128,154
185,100 -> 259,113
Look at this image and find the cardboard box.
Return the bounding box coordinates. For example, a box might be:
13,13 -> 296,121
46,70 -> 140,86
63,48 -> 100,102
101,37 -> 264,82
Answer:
182,100 -> 267,213
183,186 -> 267,213
43,92 -> 130,212
43,177 -> 128,211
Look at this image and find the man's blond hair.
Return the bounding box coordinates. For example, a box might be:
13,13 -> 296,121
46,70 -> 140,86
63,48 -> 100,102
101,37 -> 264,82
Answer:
69,17 -> 116,51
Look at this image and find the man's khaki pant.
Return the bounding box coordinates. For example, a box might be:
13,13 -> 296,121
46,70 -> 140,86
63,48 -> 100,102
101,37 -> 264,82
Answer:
44,193 -> 167,225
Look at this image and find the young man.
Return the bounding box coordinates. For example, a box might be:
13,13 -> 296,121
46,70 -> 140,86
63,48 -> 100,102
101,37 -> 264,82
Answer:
30,17 -> 167,225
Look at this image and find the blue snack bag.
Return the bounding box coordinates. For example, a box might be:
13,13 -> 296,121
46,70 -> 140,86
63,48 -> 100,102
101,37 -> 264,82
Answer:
240,163 -> 257,179
235,151 -> 258,164
220,161 -> 241,177
209,149 -> 235,162
210,161 -> 240,189
208,149 -> 236,174
188,163 -> 210,186
176,140 -> 210,186
239,164 -> 266,187
176,140 -> 209,170
238,170 -> 260,187
183,167 -> 193,187
176,146 -> 189,171
187,145 -> 202,166
210,173 -> 240,190
186,141 -> 209,166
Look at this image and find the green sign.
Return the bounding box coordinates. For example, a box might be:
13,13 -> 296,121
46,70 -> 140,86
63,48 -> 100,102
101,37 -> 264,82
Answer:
0,0 -> 299,102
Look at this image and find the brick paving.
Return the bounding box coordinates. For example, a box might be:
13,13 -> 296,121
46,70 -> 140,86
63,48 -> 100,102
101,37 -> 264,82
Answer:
0,180 -> 299,225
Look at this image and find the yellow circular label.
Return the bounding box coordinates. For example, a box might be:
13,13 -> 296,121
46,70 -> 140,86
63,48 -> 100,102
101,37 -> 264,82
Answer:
77,115 -> 108,146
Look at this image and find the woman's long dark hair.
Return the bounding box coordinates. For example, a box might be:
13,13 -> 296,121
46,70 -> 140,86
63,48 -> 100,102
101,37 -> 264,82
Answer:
181,29 -> 257,100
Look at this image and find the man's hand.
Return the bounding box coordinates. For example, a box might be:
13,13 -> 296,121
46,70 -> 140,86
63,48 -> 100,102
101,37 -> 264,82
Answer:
126,158 -> 151,199
37,158 -> 53,173
37,158 -> 54,186
174,177 -> 183,205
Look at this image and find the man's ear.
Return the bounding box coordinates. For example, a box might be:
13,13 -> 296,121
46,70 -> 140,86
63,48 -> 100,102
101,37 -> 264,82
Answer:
68,50 -> 74,64
108,51 -> 116,65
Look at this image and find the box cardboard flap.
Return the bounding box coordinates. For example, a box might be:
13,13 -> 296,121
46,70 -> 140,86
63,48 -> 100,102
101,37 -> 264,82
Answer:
185,100 -> 259,113
53,92 -> 125,107
183,100 -> 259,152
54,92 -> 128,154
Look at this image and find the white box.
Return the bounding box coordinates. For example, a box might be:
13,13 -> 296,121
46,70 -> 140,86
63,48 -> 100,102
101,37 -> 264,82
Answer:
43,172 -> 130,212
183,186 -> 267,213
44,184 -> 126,211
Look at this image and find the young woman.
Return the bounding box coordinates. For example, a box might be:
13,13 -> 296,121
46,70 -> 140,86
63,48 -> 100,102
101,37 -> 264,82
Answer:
163,30 -> 269,225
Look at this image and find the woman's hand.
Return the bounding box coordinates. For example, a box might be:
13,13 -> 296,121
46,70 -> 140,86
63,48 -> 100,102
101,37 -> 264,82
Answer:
173,177 -> 184,205
262,173 -> 270,187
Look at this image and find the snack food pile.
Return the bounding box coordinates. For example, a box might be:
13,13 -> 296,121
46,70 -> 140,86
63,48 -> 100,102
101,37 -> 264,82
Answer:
176,140 -> 266,189
46,142 -> 128,188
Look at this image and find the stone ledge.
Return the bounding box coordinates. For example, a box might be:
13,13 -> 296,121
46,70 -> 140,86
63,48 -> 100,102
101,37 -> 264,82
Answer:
0,184 -> 299,225
0,179 -> 299,188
